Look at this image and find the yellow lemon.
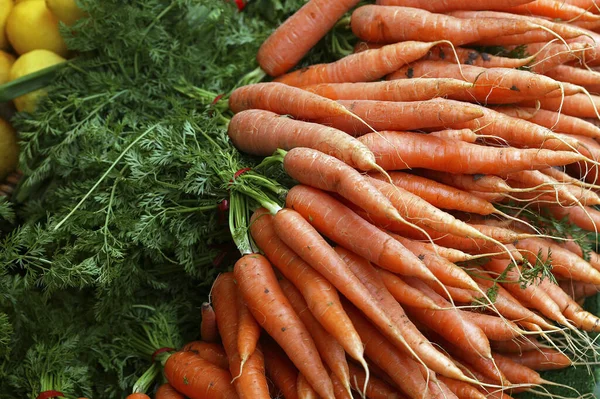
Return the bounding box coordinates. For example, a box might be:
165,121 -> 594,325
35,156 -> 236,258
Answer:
0,0 -> 13,50
6,0 -> 68,56
10,49 -> 66,113
0,51 -> 14,85
0,118 -> 18,180
46,0 -> 85,26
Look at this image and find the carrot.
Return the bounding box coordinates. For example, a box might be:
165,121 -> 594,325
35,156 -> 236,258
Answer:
430,128 -> 478,143
490,338 -> 546,354
424,281 -> 478,303
358,131 -> 584,174
351,5 -> 538,45
498,348 -> 572,370
374,0 -> 535,11
462,312 -> 522,342
520,93 -> 600,119
200,302 -> 219,343
310,99 -> 484,136
297,373 -> 319,399
286,185 -> 436,281
234,254 -> 335,399
505,170 -> 590,206
262,336 -> 299,399
342,300 -> 433,399
545,64 -> 600,93
492,353 -> 545,386
228,110 -> 380,171
249,209 -> 367,372
271,207 -> 467,381
155,383 -> 184,399
418,171 -> 511,193
256,0 -> 360,76
545,204 -> 600,231
274,41 -> 450,87
564,0 -> 600,13
347,362 -> 404,399
237,292 -> 261,372
559,279 -> 600,300
372,171 -> 497,215
164,351 -> 239,399
126,395 -> 150,399
377,268 -> 441,309
428,379 -> 459,399
493,106 -> 600,140
283,147 -> 403,223
279,277 -> 353,397
542,167 -> 600,191
182,341 -> 229,369
437,376 -> 487,399
302,79 -> 474,101
212,273 -> 271,399
329,371 -> 353,399
389,61 -> 567,104
422,45 -> 534,68
507,0 -> 600,21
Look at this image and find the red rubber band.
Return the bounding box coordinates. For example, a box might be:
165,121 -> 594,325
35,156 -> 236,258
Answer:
211,93 -> 225,106
218,199 -> 229,212
228,167 -> 252,188
151,347 -> 176,362
234,0 -> 246,11
37,391 -> 64,399
212,250 -> 227,267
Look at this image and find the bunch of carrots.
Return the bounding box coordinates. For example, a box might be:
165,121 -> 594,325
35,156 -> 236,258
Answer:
125,0 -> 600,398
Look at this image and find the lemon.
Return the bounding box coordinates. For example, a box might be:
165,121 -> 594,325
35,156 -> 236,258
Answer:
46,0 -> 85,26
6,0 -> 68,56
0,118 -> 18,180
0,0 -> 13,50
0,51 -> 14,85
10,49 -> 66,113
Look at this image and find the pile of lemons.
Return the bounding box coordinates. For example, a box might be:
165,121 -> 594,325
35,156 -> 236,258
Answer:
0,0 -> 85,182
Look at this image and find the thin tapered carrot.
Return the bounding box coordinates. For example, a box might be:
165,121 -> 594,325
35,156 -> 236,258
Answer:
228,82 -> 356,120
526,41 -> 593,74
200,302 -> 219,343
545,64 -> 600,93
227,110 -> 380,171
347,362 -> 404,399
462,312 -> 522,342
237,293 -> 261,372
234,254 -> 335,399
546,204 -> 600,231
492,353 -> 546,386
342,300 -> 434,399
430,128 -> 478,143
564,0 -> 600,13
329,371 -> 353,399
351,5 -> 538,45
507,0 -> 600,21
358,131 -> 584,174
377,268 -> 441,309
261,336 -> 299,399
424,281 -> 478,303
389,61 -> 568,104
493,106 -> 600,140
375,0 -> 534,11
428,378 -> 460,399
182,341 -> 229,369
302,79 -> 474,102
418,170 -> 511,193
249,208 -> 368,372
274,41 -> 451,87
283,147 -> 403,223
559,279 -> 600,300
297,373 -> 319,399
310,99 -> 483,136
491,338 -> 546,354
542,167 -> 600,191
256,0 -> 360,77
212,273 -> 271,399
285,185 -> 436,281
437,376 -> 487,399
164,351 -> 239,399
155,383 -> 184,399
371,171 -> 498,215
520,93 -> 600,118
271,207 -> 468,381
279,278 -> 353,397
499,348 -> 572,370
422,45 -> 534,68
471,191 -> 508,202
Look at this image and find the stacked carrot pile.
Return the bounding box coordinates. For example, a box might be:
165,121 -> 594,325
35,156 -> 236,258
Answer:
143,1 -> 600,398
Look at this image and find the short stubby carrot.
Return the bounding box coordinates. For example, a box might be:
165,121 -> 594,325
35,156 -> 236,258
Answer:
182,341 -> 229,369
164,351 -> 239,399
351,5 -> 538,45
155,383 -> 184,399
228,82 -> 353,120
261,337 -> 299,399
274,41 -> 449,87
302,79 -> 474,102
358,131 -> 584,174
200,302 -> 218,343
310,98 -> 483,136
234,254 -> 335,399
256,0 -> 360,77
228,109 -> 379,171
375,0 -> 534,11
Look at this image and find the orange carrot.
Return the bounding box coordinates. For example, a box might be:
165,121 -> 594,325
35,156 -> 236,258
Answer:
422,45 -> 534,68
182,341 -> 229,369
249,208 -> 367,370
347,362 -> 404,399
256,0 -> 360,76
237,293 -> 261,371
520,93 -> 600,119
375,0 -> 535,11
262,337 -> 299,399
545,204 -> 600,231
490,338 -> 545,354
559,279 -> 600,300
329,371 -> 353,399
424,281 -> 477,303
430,128 -> 478,143
437,376 -> 487,399
234,254 -> 335,399
164,351 -> 239,399
564,0 -> 600,13
418,170 -> 511,193
377,267 -> 441,309
297,373 -> 319,399
351,5 -> 538,45
508,0 -> 600,21
302,79 -> 474,101
200,302 -> 219,343
310,99 -> 483,136
126,395 -> 151,399
227,109 -> 379,171
492,352 -> 545,386
358,131 -> 584,174
155,383 -> 184,399
279,277 -> 352,396
499,348 -> 572,370
212,273 -> 271,399
526,41 -> 593,74
274,41 -> 449,87
462,312 -> 522,341
545,64 -> 600,93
